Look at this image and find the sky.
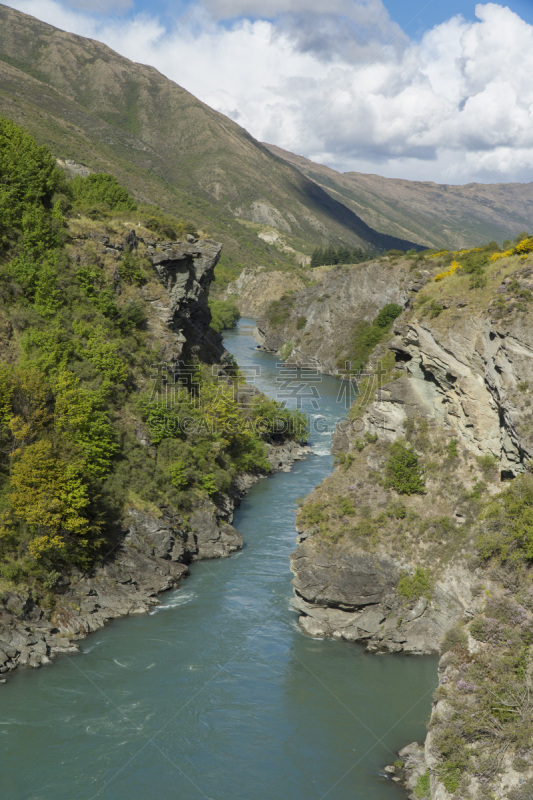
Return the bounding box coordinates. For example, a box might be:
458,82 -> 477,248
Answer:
4,0 -> 533,184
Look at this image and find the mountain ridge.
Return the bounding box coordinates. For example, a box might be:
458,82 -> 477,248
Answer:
0,4 -> 418,265
265,142 -> 533,249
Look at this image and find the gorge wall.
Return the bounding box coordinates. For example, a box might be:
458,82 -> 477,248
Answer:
238,248 -> 533,799
0,230 -> 308,680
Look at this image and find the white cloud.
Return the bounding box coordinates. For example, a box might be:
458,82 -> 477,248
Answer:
64,0 -> 133,12
4,0 -> 533,183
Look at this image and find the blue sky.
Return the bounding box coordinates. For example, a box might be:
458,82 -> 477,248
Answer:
5,0 -> 533,183
386,0 -> 533,34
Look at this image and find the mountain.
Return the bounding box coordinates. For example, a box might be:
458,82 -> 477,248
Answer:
0,4 -> 418,268
266,143 -> 533,250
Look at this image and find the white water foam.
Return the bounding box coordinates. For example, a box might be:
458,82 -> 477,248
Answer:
149,591 -> 196,615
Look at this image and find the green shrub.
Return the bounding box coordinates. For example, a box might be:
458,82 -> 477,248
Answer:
296,315 -> 307,330
477,473 -> 533,566
71,173 -> 136,212
118,250 -> 146,285
300,501 -> 327,526
414,771 -> 430,798
398,566 -> 432,601
337,495 -> 356,516
339,302 -> 403,374
440,625 -> 468,654
384,440 -> 425,495
267,293 -> 294,328
446,438 -> 459,459
209,299 -> 240,333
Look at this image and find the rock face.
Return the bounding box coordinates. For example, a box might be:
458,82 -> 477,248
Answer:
290,540 -> 468,654
0,504 -> 236,676
224,267 -> 308,318
149,237 -> 223,362
368,312 -> 533,474
252,259 -> 415,375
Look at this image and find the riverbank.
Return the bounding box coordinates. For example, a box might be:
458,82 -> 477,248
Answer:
0,439 -> 310,681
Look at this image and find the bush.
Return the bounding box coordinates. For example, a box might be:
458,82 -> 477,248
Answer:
267,293 -> 294,328
398,566 -> 432,601
384,440 -> 425,495
414,771 -> 430,798
71,173 -> 136,212
477,473 -> 533,566
209,299 -> 240,333
440,625 -> 468,654
340,302 -> 403,374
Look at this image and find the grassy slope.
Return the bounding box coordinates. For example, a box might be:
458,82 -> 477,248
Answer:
266,143 -> 533,250
0,5 -> 418,271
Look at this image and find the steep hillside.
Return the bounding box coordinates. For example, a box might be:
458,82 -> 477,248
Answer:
0,5 -> 417,270
287,240 -> 533,799
0,117 -> 308,676
267,143 -> 533,250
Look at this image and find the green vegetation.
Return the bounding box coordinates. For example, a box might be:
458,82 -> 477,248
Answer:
0,117 -> 306,595
71,173 -> 137,213
208,299 -> 240,333
310,244 -> 373,267
384,440 -> 426,495
477,473 -> 533,567
398,566 -> 432,601
267,293 -> 295,328
338,302 -> 403,374
414,771 -> 431,799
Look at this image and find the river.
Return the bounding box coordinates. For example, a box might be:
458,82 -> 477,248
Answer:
0,319 -> 437,800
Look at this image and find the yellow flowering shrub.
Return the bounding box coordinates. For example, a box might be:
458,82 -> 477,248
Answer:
515,236 -> 533,254
490,248 -> 514,263
435,260 -> 462,282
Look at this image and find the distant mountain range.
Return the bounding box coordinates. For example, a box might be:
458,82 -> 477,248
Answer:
266,144 -> 533,251
0,4 -> 531,264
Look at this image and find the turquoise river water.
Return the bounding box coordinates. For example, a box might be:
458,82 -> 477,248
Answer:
0,319 -> 437,800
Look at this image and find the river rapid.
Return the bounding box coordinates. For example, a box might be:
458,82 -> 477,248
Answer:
0,319 -> 437,800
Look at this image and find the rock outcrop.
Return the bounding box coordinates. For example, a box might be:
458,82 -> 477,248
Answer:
367,313 -> 533,474
224,266 -> 309,318
150,237 -> 223,361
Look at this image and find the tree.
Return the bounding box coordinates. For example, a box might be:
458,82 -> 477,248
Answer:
9,440 -> 94,562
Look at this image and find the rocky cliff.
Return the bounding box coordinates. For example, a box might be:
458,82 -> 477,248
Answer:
252,257 -> 419,375
289,247 -> 533,798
